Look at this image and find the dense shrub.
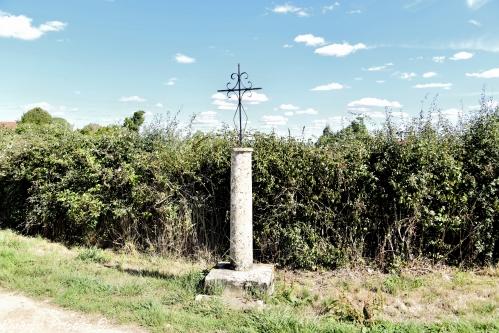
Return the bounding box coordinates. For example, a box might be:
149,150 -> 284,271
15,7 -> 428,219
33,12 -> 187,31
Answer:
0,106 -> 497,269
20,107 -> 52,125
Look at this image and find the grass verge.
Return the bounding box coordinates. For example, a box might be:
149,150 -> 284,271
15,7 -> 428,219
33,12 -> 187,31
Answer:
0,229 -> 497,333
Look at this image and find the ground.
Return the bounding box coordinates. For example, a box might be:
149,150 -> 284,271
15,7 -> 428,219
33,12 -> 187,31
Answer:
0,290 -> 144,333
0,229 -> 497,333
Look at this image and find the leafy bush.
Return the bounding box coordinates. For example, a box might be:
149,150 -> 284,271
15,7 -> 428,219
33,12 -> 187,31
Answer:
20,107 -> 52,125
0,106 -> 497,269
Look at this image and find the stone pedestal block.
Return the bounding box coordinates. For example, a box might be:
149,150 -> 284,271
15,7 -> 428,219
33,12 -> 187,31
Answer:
204,263 -> 275,295
230,148 -> 253,271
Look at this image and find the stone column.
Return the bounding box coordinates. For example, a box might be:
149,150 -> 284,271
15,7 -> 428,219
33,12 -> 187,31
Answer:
230,148 -> 253,271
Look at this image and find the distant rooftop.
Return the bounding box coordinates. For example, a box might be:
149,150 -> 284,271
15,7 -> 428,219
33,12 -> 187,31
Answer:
0,122 -> 17,129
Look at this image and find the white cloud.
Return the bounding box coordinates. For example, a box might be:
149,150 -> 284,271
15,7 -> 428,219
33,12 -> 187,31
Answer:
367,63 -> 393,71
347,9 -> 362,14
193,111 -> 220,128
466,0 -> 490,10
400,72 -> 417,80
376,80 -> 385,84
211,92 -> 227,99
450,51 -> 474,60
312,116 -> 349,132
429,108 -> 466,124
243,91 -> 269,104
448,39 -> 499,53
368,66 -> 384,72
283,44 -> 294,48
211,91 -> 269,110
23,101 -> 53,111
212,99 -> 236,111
261,115 -> 288,126
315,42 -> 367,57
165,77 -> 177,86
404,0 -> 429,9
279,104 -> 299,110
311,82 -> 344,91
175,53 -> 196,64
358,110 -> 409,120
211,92 -> 227,100
294,34 -> 325,47
433,56 -> 446,63
0,12 -> 66,40
348,97 -> 402,108
280,104 -> 318,116
466,67 -> 499,78
356,110 -> 386,119
296,108 -> 318,115
351,108 -> 409,123
322,2 -> 340,13
468,19 -> 482,27
413,82 -> 453,89
39,21 -> 66,32
272,4 -> 309,17
155,103 -> 164,108
422,71 -> 437,78
390,111 -> 410,118
441,108 -> 462,117
22,102 -> 76,118
119,96 -> 146,102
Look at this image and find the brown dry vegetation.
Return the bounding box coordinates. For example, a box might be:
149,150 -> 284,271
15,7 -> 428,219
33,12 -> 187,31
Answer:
275,263 -> 498,324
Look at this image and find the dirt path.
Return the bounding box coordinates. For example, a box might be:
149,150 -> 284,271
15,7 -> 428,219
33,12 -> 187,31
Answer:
0,289 -> 146,333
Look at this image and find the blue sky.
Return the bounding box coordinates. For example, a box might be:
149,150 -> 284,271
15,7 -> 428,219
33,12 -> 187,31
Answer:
1,0 -> 499,137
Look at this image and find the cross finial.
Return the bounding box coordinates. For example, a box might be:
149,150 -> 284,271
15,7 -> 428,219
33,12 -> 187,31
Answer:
217,64 -> 262,146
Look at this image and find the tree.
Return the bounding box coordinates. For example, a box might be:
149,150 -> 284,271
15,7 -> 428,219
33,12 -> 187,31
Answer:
317,117 -> 369,146
123,111 -> 146,132
80,123 -> 102,135
52,117 -> 72,130
20,107 -> 52,125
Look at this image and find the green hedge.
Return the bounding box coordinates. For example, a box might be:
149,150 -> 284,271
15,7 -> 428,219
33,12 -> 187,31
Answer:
0,108 -> 497,269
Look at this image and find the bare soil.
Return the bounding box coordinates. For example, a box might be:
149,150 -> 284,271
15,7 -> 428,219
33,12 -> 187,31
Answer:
0,289 -> 145,333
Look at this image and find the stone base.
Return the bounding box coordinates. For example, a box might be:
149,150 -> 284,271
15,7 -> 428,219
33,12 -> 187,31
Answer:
204,263 -> 275,295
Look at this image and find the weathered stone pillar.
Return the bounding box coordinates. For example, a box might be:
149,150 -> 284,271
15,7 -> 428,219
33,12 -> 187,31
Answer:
230,147 -> 253,271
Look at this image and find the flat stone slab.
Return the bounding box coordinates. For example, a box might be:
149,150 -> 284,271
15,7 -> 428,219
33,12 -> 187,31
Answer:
204,263 -> 275,295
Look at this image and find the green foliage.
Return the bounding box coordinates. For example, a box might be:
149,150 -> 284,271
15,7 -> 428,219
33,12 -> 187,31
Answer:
18,108 -> 72,132
317,117 -> 369,146
52,117 -> 72,130
382,274 -> 423,295
76,247 -> 111,263
80,123 -> 102,134
123,111 -> 146,132
20,107 -> 52,125
0,105 -> 498,269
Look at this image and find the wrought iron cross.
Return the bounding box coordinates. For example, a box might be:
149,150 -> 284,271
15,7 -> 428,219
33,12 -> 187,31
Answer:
218,64 -> 262,146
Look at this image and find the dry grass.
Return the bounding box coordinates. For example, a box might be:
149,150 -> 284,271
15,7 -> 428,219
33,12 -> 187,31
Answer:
275,262 -> 499,323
